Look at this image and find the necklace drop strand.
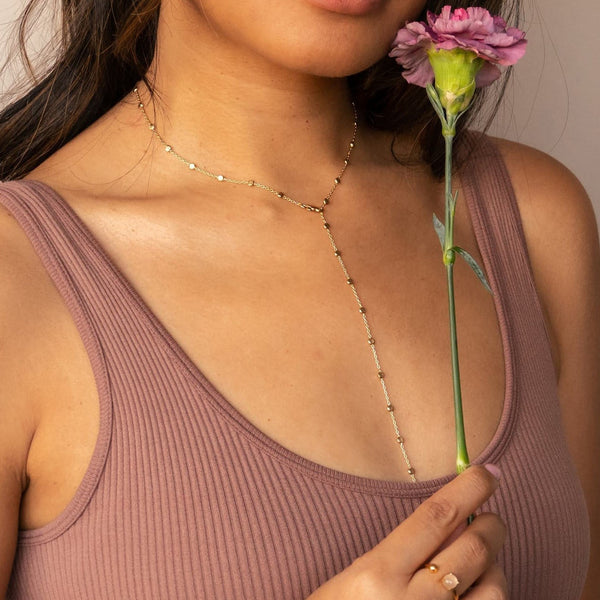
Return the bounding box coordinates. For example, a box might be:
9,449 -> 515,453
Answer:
133,87 -> 417,482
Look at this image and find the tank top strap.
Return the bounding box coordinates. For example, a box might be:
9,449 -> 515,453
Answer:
0,179 -> 235,397
0,179 -> 137,335
459,133 -> 548,323
0,179 -> 116,542
0,178 -> 179,376
458,133 -> 533,287
458,132 -> 556,401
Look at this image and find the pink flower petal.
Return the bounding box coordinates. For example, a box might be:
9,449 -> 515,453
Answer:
390,5 -> 527,89
475,62 -> 501,86
403,57 -> 435,86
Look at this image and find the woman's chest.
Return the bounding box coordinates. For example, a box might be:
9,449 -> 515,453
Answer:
23,191 -> 506,530
145,244 -> 505,481
89,198 -> 507,481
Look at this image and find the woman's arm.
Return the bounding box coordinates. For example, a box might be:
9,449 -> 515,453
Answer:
497,139 -> 600,600
0,205 -> 43,595
0,433 -> 24,596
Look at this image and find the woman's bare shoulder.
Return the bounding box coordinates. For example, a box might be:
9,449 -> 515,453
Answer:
491,136 -> 595,232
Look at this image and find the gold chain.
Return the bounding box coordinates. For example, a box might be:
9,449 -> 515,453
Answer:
133,87 -> 417,481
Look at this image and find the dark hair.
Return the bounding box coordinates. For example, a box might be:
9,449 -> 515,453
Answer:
0,0 -> 519,181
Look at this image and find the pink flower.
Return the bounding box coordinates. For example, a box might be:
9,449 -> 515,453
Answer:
389,6 -> 527,88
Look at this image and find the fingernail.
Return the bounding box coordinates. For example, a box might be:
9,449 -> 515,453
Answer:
484,463 -> 502,480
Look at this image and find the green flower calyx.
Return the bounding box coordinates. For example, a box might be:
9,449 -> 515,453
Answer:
427,48 -> 484,115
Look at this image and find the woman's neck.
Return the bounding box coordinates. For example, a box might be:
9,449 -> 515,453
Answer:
144,2 -> 364,188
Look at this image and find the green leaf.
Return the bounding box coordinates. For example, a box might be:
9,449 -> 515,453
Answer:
432,213 -> 445,248
426,83 -> 448,126
449,189 -> 459,213
454,246 -> 493,294
454,108 -> 469,125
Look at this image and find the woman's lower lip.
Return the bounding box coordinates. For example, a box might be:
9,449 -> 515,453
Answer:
305,0 -> 385,16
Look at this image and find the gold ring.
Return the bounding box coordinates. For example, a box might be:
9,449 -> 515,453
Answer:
423,565 -> 460,597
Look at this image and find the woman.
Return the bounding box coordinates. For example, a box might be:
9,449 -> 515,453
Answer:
0,0 -> 598,598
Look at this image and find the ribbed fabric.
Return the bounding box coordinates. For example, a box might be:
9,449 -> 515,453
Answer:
2,134 -> 589,599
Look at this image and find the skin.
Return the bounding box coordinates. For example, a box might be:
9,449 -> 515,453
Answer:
0,0 -> 599,596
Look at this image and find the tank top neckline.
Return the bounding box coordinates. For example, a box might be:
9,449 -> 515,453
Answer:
18,177 -> 516,495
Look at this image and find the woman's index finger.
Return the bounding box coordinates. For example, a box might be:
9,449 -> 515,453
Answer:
373,465 -> 501,575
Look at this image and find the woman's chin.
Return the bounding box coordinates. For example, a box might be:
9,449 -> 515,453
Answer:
257,24 -> 398,78
165,0 -> 425,79
281,47 -> 389,79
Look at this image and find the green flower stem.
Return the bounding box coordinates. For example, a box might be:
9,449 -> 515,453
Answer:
442,132 -> 470,475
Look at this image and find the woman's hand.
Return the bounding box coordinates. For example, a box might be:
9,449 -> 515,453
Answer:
307,465 -> 507,599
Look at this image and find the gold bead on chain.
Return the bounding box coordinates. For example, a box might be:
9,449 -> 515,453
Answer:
133,87 -> 417,482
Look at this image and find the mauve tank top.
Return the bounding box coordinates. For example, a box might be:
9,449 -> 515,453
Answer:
1,135 -> 590,599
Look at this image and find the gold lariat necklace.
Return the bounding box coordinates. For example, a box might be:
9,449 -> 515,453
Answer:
133,87 -> 417,482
